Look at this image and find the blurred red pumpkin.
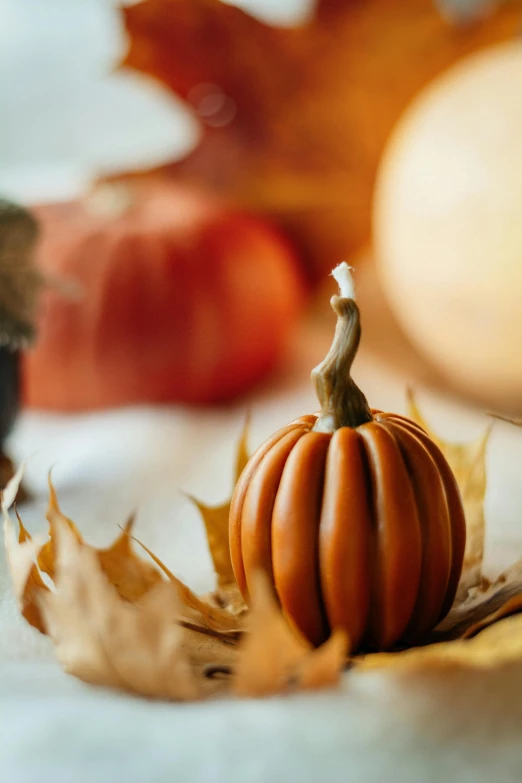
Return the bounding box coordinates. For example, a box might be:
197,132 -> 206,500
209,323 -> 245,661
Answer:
24,181 -> 306,410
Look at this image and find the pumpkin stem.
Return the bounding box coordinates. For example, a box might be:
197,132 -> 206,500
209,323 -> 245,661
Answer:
312,263 -> 373,432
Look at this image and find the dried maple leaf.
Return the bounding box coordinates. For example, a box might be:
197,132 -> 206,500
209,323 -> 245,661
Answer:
3,468 -> 240,697
10,474 -> 244,637
39,521 -> 199,700
119,0 -> 521,279
37,475 -> 163,606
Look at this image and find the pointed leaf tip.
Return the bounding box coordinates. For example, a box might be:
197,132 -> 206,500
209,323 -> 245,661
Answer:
15,507 -> 32,544
189,416 -> 252,591
2,461 -> 26,513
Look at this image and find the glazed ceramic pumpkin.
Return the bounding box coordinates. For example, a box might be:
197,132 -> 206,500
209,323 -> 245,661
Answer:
229,264 -> 466,651
374,43 -> 522,411
25,180 -> 305,410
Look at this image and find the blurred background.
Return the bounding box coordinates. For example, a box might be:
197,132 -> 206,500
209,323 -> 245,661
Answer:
1,0 -> 522,474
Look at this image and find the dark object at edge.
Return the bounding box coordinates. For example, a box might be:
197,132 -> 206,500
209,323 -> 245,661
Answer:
0,198 -> 40,500
0,347 -> 20,445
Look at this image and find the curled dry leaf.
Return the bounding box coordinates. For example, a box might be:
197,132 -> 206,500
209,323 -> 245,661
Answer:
3,471 -> 240,698
39,522 -> 199,700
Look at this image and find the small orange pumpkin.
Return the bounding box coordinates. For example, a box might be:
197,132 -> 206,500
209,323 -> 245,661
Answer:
229,263 -> 466,652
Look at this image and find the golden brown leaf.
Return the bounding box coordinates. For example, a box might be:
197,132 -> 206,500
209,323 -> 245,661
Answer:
188,416 -> 250,604
187,497 -> 235,589
120,0 -> 521,279
4,470 -> 241,698
97,516 -> 163,602
39,477 -> 165,604
39,520 -> 199,699
13,508 -> 237,697
407,390 -> 490,601
233,572 -> 348,696
358,614 -> 522,674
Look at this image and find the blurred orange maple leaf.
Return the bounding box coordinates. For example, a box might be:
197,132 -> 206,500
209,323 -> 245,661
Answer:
120,0 -> 521,280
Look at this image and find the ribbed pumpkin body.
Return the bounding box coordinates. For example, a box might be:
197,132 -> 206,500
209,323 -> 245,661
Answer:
229,410 -> 466,652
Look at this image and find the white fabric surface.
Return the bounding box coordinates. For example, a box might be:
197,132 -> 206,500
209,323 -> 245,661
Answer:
2,325 -> 522,783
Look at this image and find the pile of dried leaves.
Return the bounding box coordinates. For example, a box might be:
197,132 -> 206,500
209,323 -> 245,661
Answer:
4,395 -> 522,701
116,0 -> 521,278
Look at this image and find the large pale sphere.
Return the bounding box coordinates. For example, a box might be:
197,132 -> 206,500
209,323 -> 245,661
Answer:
374,43 -> 522,410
